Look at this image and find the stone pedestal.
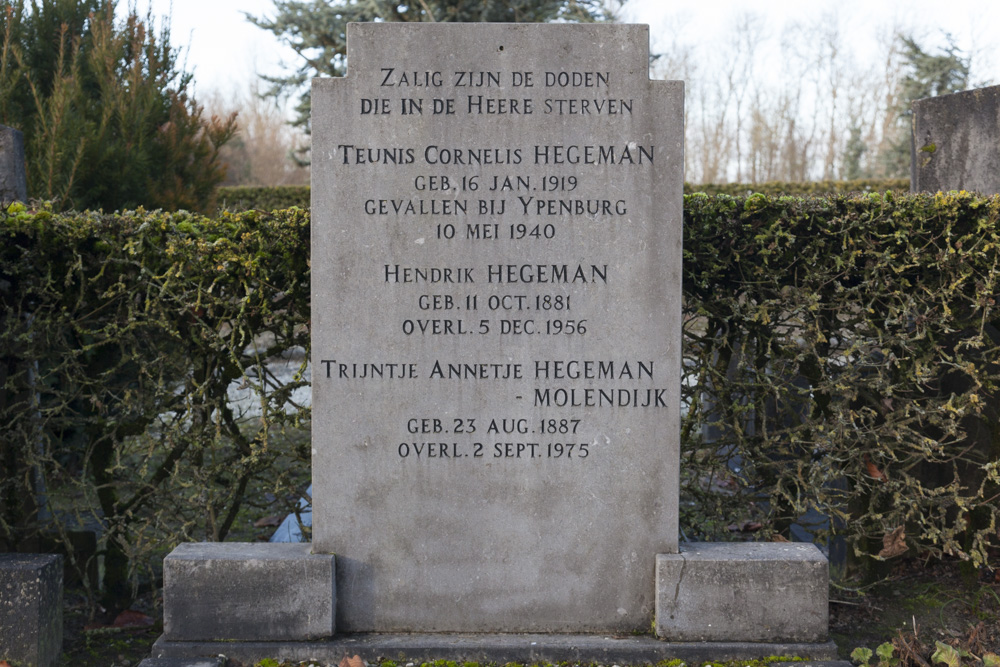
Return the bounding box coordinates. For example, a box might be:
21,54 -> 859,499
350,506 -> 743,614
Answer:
162,543 -> 335,642
155,541 -> 835,662
0,553 -> 62,667
655,542 -> 829,642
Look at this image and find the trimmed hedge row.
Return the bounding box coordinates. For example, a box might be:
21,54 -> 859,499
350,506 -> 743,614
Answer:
1,203 -> 310,608
215,179 -> 912,212
1,191 -> 997,609
685,178 -> 910,197
682,190 -> 999,567
216,185 -> 311,212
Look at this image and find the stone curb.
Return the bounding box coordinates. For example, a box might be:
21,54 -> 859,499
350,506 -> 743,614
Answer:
152,634 -> 839,663
138,659 -> 225,667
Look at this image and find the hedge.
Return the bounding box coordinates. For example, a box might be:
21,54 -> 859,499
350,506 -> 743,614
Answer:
216,185 -> 311,212
684,178 -> 910,197
0,203 -> 310,608
682,190 -> 999,569
215,179 -> 911,212
2,191 -> 997,609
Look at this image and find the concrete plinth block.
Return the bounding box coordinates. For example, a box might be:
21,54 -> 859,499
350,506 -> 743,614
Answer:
0,553 -> 63,667
656,542 -> 828,642
163,542 -> 335,641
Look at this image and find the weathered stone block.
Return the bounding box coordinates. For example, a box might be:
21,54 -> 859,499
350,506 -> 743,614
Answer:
0,125 -> 27,203
912,85 -> 1000,194
0,553 -> 63,667
655,542 -> 828,642
162,542 -> 335,641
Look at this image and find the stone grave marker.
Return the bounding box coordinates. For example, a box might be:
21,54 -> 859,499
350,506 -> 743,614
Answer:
0,125 -> 28,203
157,23 -> 832,661
0,553 -> 62,667
311,22 -> 683,633
912,84 -> 1000,194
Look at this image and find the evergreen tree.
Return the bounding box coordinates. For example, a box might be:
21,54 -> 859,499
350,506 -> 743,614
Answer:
880,33 -> 970,178
0,0 -> 236,211
248,0 -> 621,145
842,123 -> 867,180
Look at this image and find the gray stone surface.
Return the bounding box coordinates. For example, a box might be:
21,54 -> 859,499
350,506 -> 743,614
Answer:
0,553 -> 62,667
655,542 -> 829,642
0,124 -> 27,203
139,659 -> 224,667
162,542 -> 335,641
312,22 -> 683,634
153,633 -> 839,663
912,85 -> 1000,194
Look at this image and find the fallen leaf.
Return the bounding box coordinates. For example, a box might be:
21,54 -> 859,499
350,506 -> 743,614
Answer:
864,453 -> 888,482
339,655 -> 366,667
1,660 -> 11,667
879,526 -> 907,559
254,514 -> 286,528
112,609 -> 154,628
932,641 -> 962,667
770,534 -> 790,542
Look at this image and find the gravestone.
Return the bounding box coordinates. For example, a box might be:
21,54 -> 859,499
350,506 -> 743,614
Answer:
0,553 -> 62,667
911,84 -> 1000,194
310,22 -> 682,633
155,23 -> 833,661
0,125 -> 28,203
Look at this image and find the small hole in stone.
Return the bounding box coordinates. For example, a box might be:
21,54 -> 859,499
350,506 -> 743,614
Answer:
498,45 -> 504,52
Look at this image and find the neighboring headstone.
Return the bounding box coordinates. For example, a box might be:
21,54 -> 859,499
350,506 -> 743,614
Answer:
0,553 -> 62,667
912,85 -> 1000,194
162,543 -> 335,641
311,22 -> 683,633
0,125 -> 28,203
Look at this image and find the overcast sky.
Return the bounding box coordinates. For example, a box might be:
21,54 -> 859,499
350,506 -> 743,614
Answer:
122,0 -> 1000,96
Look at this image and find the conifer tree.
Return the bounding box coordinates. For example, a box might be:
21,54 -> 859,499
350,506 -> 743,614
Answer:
879,33 -> 970,177
0,0 -> 236,211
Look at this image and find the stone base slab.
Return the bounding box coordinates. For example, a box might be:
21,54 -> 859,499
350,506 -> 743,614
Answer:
152,633 -> 838,663
138,659 -> 224,667
656,542 -> 829,642
163,542 -> 335,642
